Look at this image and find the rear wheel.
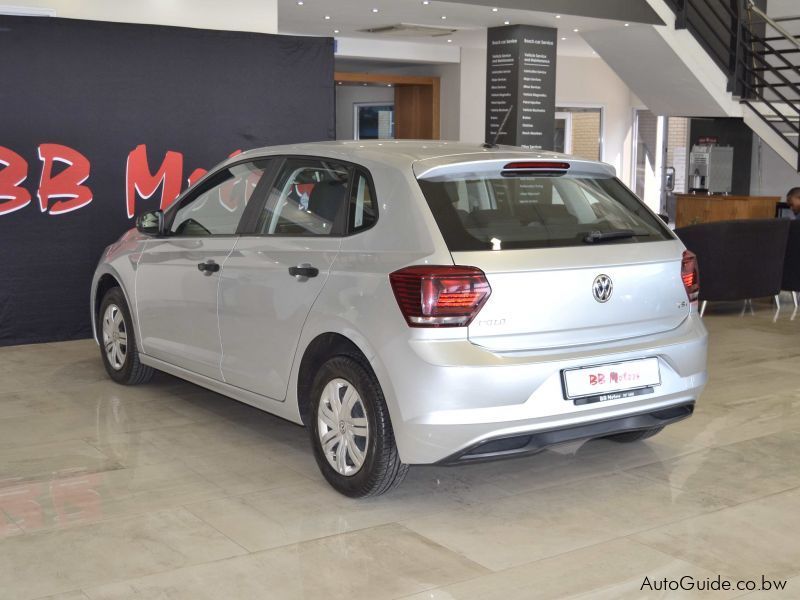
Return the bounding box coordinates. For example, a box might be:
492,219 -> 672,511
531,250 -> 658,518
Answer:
603,426 -> 664,443
308,356 -> 408,497
98,287 -> 154,385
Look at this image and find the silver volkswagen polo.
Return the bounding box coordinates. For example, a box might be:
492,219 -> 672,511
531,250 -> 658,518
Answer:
91,141 -> 707,497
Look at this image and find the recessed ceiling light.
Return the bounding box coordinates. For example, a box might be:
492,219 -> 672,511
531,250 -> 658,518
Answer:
324,15 -> 331,20
561,36 -> 567,40
422,0 -> 430,4
333,29 -> 339,33
441,15 -> 447,19
624,22 -> 630,26
492,7 -> 499,11
372,7 -> 379,13
504,20 -> 510,25
555,14 -> 561,18
337,81 -> 342,85
296,0 -> 303,5
573,28 -> 579,32
387,84 -> 393,87
447,38 -> 453,42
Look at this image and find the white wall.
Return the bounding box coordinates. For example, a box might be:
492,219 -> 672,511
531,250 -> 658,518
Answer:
335,86 -> 395,140
1,0 -> 278,33
751,134 -> 800,198
335,37 -> 460,65
458,47 -> 487,144
453,51 -> 637,181
555,55 -> 638,183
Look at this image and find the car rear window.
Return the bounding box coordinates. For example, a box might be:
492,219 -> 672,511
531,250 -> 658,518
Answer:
417,173 -> 671,251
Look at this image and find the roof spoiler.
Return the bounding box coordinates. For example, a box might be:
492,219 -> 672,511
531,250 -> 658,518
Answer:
414,158 -> 615,180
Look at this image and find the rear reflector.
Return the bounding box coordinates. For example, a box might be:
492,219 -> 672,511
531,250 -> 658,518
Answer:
681,250 -> 700,303
389,265 -> 491,327
502,161 -> 570,171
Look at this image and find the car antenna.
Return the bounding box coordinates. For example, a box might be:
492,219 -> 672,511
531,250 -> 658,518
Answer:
483,105 -> 514,149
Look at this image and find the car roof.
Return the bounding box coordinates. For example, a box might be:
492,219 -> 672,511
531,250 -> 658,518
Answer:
230,140 -> 615,177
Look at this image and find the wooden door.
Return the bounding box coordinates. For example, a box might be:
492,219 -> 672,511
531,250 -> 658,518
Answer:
394,84 -> 439,140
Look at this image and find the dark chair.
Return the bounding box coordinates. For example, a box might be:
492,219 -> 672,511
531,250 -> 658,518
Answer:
782,220 -> 800,308
675,219 -> 791,315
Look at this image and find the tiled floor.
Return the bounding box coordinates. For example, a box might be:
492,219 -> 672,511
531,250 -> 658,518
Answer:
1,302 -> 799,599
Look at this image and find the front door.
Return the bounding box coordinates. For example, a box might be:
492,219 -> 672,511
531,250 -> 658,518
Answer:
219,157 -> 370,399
135,160 -> 272,378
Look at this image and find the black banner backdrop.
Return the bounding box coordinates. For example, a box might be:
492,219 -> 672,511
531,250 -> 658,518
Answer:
0,16 -> 334,346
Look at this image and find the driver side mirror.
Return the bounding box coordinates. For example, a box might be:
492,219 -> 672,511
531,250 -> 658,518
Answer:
135,210 -> 165,236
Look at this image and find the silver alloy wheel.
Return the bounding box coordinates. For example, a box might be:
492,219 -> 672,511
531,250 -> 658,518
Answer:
102,304 -> 128,371
317,378 -> 370,477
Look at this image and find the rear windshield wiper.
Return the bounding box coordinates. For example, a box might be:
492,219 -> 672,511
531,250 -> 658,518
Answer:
582,229 -> 636,244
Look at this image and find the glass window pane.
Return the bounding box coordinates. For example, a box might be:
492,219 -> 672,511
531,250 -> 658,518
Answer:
349,171 -> 377,233
258,159 -> 351,236
418,173 -> 671,251
170,161 -> 268,236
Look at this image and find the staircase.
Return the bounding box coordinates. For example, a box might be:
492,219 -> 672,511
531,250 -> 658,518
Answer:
668,0 -> 800,171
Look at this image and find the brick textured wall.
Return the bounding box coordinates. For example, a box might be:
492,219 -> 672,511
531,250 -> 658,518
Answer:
570,111 -> 601,161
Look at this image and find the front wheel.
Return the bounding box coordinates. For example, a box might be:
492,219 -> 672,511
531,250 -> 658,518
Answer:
98,287 -> 154,385
308,356 -> 408,497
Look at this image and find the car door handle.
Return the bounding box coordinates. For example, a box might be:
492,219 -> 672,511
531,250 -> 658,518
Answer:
197,261 -> 221,275
288,264 -> 319,279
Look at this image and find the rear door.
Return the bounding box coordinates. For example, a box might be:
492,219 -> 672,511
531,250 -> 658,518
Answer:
415,161 -> 690,352
218,157 -> 367,399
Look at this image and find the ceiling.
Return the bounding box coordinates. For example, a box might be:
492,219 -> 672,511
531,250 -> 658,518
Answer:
278,0 -> 643,57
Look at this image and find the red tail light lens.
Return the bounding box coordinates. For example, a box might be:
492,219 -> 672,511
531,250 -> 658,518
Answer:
503,161 -> 570,170
681,250 -> 700,303
389,265 -> 492,327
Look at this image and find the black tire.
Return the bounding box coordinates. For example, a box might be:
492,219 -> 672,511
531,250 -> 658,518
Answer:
603,426 -> 664,443
97,287 -> 154,385
308,356 -> 408,498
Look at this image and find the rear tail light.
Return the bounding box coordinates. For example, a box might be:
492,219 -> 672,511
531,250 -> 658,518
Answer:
389,265 -> 491,327
681,250 -> 700,304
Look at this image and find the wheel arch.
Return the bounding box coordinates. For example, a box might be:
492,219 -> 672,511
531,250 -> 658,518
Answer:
296,332 -> 378,426
91,268 -> 137,347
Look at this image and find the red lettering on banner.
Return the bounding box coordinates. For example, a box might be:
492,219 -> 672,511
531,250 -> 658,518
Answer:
185,149 -> 243,189
0,144 -> 246,218
0,147 -> 32,216
186,168 -> 206,187
125,144 -> 183,218
37,144 -> 93,215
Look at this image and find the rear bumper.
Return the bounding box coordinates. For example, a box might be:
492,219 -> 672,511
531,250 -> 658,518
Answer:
437,402 -> 694,464
379,313 -> 708,464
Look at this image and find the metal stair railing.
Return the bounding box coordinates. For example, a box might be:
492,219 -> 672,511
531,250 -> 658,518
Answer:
670,0 -> 800,171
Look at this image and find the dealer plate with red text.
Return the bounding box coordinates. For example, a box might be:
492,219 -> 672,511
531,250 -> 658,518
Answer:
562,357 -> 661,402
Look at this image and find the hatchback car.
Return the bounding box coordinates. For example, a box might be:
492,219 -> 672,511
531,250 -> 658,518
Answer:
91,141 -> 708,497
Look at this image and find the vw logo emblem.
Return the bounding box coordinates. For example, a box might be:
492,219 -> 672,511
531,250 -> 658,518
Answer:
592,274 -> 613,303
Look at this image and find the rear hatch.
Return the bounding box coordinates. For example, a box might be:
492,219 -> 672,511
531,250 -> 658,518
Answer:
414,156 -> 690,352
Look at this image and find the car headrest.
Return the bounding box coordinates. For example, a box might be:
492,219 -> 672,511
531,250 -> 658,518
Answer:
307,180 -> 347,225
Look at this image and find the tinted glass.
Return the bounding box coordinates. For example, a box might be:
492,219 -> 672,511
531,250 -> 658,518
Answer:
348,170 -> 377,233
257,159 -> 351,236
417,174 -> 671,251
170,162 -> 269,236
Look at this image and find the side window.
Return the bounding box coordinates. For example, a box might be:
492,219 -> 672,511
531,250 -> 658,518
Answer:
257,158 -> 351,236
170,161 -> 269,236
348,170 -> 378,233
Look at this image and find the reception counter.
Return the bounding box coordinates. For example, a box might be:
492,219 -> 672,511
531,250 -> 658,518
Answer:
675,194 -> 781,228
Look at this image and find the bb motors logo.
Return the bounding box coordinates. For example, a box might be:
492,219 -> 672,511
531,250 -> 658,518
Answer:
0,144 -> 241,218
